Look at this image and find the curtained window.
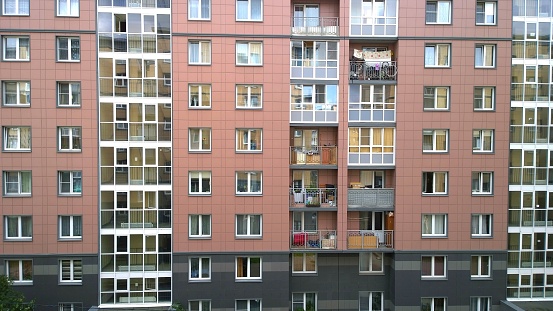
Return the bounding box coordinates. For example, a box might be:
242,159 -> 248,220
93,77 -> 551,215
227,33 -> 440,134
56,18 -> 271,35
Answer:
189,214 -> 211,237
59,215 -> 82,239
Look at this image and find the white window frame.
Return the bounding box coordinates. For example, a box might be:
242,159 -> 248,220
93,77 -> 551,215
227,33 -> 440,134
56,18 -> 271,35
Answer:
291,84 -> 338,111
2,81 -> 30,106
2,0 -> 29,15
423,86 -> 449,110
189,171 -> 211,195
56,37 -> 80,61
58,127 -> 81,151
474,86 -> 495,110
189,214 -> 211,238
470,297 -> 491,311
476,1 -> 496,25
422,214 -> 447,237
236,0 -> 263,21
473,129 -> 493,153
189,84 -> 211,108
59,215 -> 82,239
2,36 -> 30,61
235,257 -> 262,280
236,84 -> 262,108
236,129 -> 262,152
421,255 -> 447,278
58,303 -> 83,311
422,172 -> 448,195
189,300 -> 211,311
470,255 -> 491,278
475,44 -> 496,68
4,215 -> 32,240
292,253 -> 317,274
189,128 -> 211,152
425,0 -> 451,24
236,41 -> 263,66
236,214 -> 262,237
359,291 -> 383,311
58,171 -> 82,195
349,84 -> 396,122
57,82 -> 81,106
236,171 -> 262,194
188,0 -> 211,20
421,298 -> 447,311
5,259 -> 32,284
59,259 -> 82,283
359,252 -> 384,273
3,126 -> 31,151
422,129 -> 448,152
348,127 -> 396,165
3,171 -> 31,196
424,44 -> 450,67
471,214 -> 492,237
189,41 -> 211,65
292,293 -> 317,311
56,0 -> 79,17
189,257 -> 211,281
472,172 -> 493,195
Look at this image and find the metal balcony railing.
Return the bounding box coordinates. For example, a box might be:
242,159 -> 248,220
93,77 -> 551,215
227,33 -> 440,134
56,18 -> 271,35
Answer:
346,230 -> 393,249
349,61 -> 397,81
291,17 -> 339,36
289,188 -> 336,208
290,230 -> 337,249
347,188 -> 394,209
290,146 -> 337,165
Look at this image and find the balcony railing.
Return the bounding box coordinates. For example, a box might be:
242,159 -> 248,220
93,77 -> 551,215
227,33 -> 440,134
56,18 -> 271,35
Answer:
290,188 -> 336,208
348,188 -> 394,209
290,146 -> 337,165
290,230 -> 337,249
292,17 -> 339,36
346,230 -> 393,249
349,61 -> 397,81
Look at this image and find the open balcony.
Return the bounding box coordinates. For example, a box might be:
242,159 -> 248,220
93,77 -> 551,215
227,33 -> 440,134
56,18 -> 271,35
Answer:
290,146 -> 337,165
290,187 -> 336,208
292,17 -> 339,36
350,61 -> 397,81
348,188 -> 394,209
346,230 -> 393,249
290,230 -> 337,250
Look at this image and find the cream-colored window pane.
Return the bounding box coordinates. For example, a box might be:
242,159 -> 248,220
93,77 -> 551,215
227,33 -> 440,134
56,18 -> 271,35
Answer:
144,59 -> 156,78
145,149 -> 156,165
129,103 -> 142,122
437,45 -> 449,66
201,42 -> 211,63
435,172 -> 446,192
436,88 -> 448,108
145,105 -> 156,122
129,59 -> 142,78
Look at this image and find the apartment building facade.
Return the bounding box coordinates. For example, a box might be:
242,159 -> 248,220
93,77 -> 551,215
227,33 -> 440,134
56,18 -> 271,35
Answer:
0,0 -> 513,310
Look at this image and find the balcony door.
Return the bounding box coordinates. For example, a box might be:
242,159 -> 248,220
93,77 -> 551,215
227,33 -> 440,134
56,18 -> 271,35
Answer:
359,211 -> 383,230
293,170 -> 318,190
360,170 -> 384,188
294,4 -> 319,27
293,211 -> 317,232
293,129 -> 318,149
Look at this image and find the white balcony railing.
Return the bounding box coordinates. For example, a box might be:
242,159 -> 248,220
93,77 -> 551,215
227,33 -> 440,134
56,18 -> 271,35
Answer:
292,17 -> 339,36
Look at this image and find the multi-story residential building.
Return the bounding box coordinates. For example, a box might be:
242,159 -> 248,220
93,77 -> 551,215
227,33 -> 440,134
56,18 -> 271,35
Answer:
0,0 -> 519,310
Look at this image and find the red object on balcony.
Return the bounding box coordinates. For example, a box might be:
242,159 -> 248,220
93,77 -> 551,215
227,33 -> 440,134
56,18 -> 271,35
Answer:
293,232 -> 307,245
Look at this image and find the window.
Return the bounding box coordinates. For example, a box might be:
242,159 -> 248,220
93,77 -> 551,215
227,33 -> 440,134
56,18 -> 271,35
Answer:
189,0 -> 210,20
473,130 -> 493,152
474,87 -> 494,110
476,1 -> 496,25
189,257 -> 211,281
58,127 -> 81,151
421,298 -> 446,311
2,0 -> 29,15
359,252 -> 384,273
2,81 -> 30,106
470,255 -> 491,278
57,0 -> 79,16
57,37 -> 80,61
236,0 -> 262,21
422,130 -> 448,152
189,128 -> 211,151
3,127 -> 31,150
3,171 -> 31,195
422,214 -> 447,237
472,172 -> 493,194
235,257 -> 261,280
236,129 -> 262,152
58,303 -> 83,311
4,216 -> 32,239
59,259 -> 82,283
59,171 -> 82,195
5,260 -> 32,284
189,171 -> 211,194
470,297 -> 491,311
59,215 -> 82,239
421,256 -> 446,278
471,214 -> 492,237
426,1 -> 451,24
236,299 -> 262,311
189,41 -> 211,65
359,292 -> 383,311
57,82 -> 80,106
423,87 -> 449,110
189,84 -> 211,108
422,172 -> 447,195
475,44 -> 495,68
292,293 -> 316,311
292,253 -> 316,273
189,300 -> 211,311
291,84 -> 338,111
424,44 -> 450,67
236,214 -> 261,237
236,85 -> 262,108
236,42 -> 262,65
189,214 -> 211,238
236,171 -> 262,194
2,36 -> 29,61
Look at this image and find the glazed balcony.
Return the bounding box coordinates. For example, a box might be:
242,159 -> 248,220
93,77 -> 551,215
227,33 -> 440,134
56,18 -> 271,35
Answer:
289,187 -> 337,208
349,61 -> 398,81
290,146 -> 337,166
290,230 -> 337,249
346,230 -> 393,249
292,17 -> 339,36
347,188 -> 394,209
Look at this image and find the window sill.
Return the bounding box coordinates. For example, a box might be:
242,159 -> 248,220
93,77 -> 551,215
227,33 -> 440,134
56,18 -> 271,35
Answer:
2,104 -> 31,108
188,236 -> 211,240
421,193 -> 448,196
57,105 -> 82,108
359,271 -> 385,275
188,279 -> 211,283
236,106 -> 263,110
421,235 -> 448,238
188,106 -> 212,109
59,282 -> 82,286
188,18 -> 212,21
12,281 -> 33,286
424,66 -> 451,69
291,272 -> 318,276
421,276 -> 448,280
236,64 -> 263,67
235,193 -> 263,196
188,193 -> 211,196
235,279 -> 262,282
471,193 -> 493,197
188,150 -> 212,153
56,60 -> 81,63
2,59 -> 30,62
423,108 -> 450,112
56,15 -> 80,18
471,276 -> 492,281
58,193 -> 82,197
2,149 -> 31,152
475,66 -> 496,69
58,150 -> 82,153
188,63 -> 211,66
471,235 -> 493,239
5,238 -> 32,241
3,194 -> 32,198
235,235 -> 263,239
58,237 -> 83,241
